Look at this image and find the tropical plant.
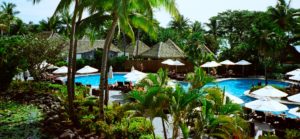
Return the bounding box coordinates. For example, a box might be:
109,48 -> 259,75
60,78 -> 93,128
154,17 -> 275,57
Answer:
186,67 -> 215,90
129,68 -> 172,139
96,0 -> 179,121
0,2 -> 20,34
169,85 -> 201,139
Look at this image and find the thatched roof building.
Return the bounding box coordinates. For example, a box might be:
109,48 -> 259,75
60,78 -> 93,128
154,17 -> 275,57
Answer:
140,39 -> 186,59
121,40 -> 150,57
76,40 -> 121,53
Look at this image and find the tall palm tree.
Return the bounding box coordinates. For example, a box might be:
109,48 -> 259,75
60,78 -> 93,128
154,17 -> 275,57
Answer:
97,0 -> 179,120
169,14 -> 190,31
268,0 -> 293,30
205,18 -> 219,40
1,2 -> 20,34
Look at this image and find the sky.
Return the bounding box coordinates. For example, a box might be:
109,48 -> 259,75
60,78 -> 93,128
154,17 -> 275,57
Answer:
2,0 -> 300,27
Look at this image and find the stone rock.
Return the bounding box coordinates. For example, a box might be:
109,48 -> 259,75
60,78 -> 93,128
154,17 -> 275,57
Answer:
59,129 -> 75,139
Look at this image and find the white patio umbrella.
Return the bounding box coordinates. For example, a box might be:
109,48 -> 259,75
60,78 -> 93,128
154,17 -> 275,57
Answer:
287,93 -> 300,103
220,60 -> 235,74
245,97 -> 288,112
220,60 -> 235,65
53,66 -> 68,74
252,85 -> 288,98
235,60 -> 252,76
289,74 -> 300,81
286,68 -> 300,76
201,61 -> 221,74
108,66 -> 113,78
173,60 -> 185,72
124,70 -> 147,82
288,107 -> 300,117
173,60 -> 185,66
236,60 -> 252,65
161,59 -> 175,65
162,59 -> 184,72
47,64 -> 59,70
76,65 -> 98,74
201,61 -> 221,68
131,66 -> 135,72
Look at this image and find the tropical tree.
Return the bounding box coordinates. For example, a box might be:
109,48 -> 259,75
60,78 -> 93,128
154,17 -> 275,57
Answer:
129,68 -> 172,139
35,0 -> 87,126
169,14 -> 190,32
97,0 -> 179,121
186,67 -> 214,90
169,85 -> 201,139
0,2 -> 19,34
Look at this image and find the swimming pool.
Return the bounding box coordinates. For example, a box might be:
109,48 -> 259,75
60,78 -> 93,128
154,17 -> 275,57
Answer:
181,78 -> 299,118
75,73 -> 126,86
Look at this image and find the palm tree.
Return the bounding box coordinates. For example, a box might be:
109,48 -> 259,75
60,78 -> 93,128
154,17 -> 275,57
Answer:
97,0 -> 179,120
132,68 -> 172,139
169,85 -> 202,139
186,67 -> 214,90
205,18 -> 219,40
1,2 -> 20,34
268,0 -> 293,30
169,14 -> 190,31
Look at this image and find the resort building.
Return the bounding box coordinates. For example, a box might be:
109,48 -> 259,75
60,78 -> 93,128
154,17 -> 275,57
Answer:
74,39 -> 122,60
139,39 -> 186,59
119,40 -> 150,59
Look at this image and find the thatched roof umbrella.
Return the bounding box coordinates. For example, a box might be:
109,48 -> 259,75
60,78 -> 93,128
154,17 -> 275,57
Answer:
139,39 -> 186,59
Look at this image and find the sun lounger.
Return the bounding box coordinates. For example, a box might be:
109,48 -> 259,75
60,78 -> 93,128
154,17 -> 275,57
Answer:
92,89 -> 100,96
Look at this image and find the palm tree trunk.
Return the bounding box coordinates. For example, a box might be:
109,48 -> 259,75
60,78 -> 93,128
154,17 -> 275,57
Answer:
66,0 -> 79,126
172,119 -> 179,139
122,32 -> 126,56
135,30 -> 140,57
104,67 -> 109,105
99,15 -> 118,120
162,117 -> 168,139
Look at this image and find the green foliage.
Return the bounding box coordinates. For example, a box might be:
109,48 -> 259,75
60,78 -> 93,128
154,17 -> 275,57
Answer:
285,129 -> 300,139
0,35 -> 27,92
0,35 -> 65,92
109,56 -> 127,71
0,100 -> 43,138
55,60 -> 68,67
186,67 -> 215,89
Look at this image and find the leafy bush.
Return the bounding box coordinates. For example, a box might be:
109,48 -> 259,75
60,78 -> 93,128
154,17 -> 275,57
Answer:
109,56 -> 127,71
285,129 -> 300,139
0,100 -> 44,138
55,60 -> 68,67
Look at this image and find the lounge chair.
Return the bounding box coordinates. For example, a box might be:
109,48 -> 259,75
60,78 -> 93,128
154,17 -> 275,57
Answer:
117,82 -> 125,90
92,89 -> 100,96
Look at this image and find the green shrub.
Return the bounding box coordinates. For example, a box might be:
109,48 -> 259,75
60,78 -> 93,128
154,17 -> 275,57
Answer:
0,101 -> 44,138
55,60 -> 68,67
285,129 -> 300,139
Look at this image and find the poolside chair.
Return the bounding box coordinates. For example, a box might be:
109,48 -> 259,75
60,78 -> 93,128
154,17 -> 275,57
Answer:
75,82 -> 83,86
117,82 -> 125,90
175,73 -> 185,81
92,89 -> 100,96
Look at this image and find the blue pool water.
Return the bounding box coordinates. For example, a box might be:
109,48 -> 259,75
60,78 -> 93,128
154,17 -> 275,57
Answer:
75,73 -> 126,86
180,79 -> 299,118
